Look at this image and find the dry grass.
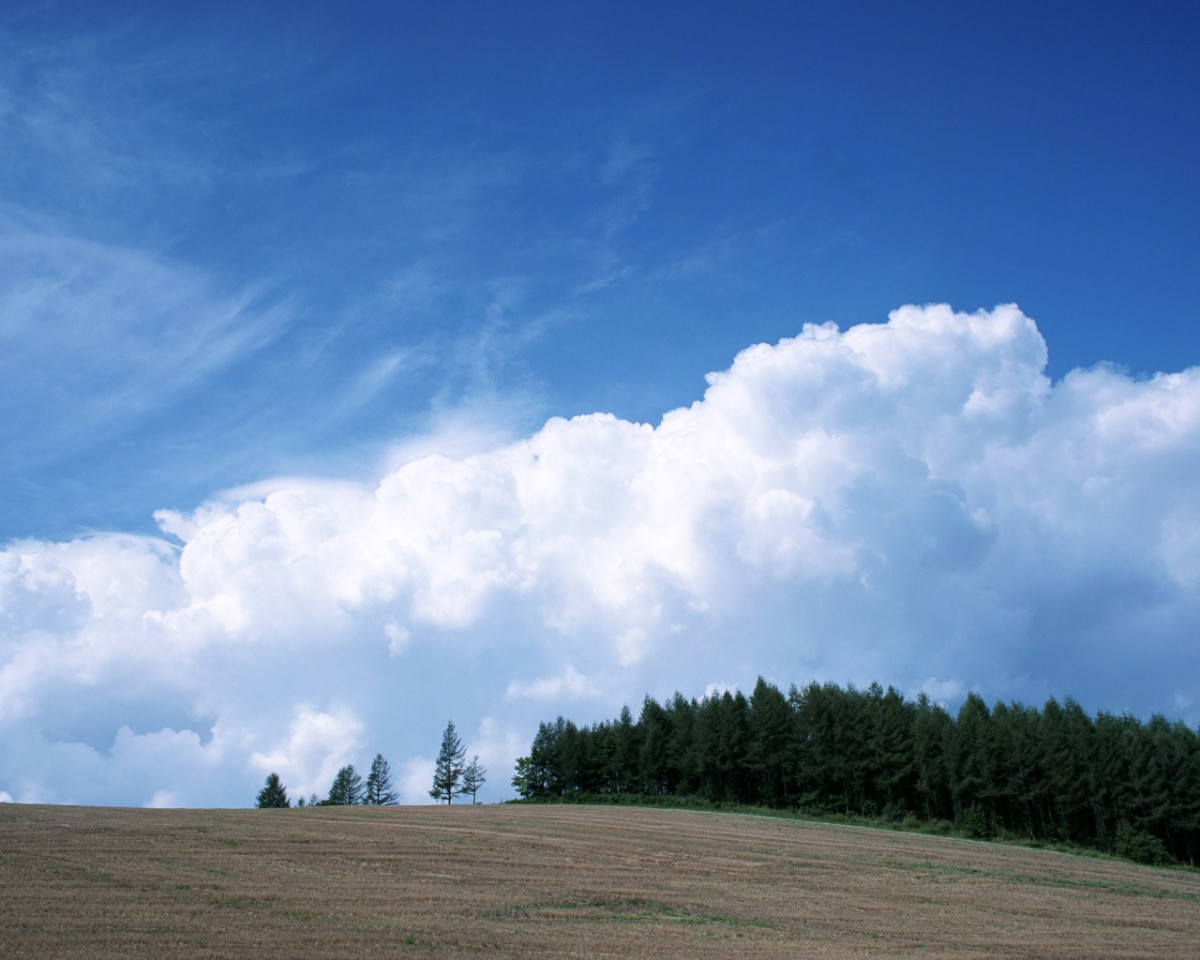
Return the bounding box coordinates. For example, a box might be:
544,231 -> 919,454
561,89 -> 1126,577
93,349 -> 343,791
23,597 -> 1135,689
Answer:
2,803 -> 1198,959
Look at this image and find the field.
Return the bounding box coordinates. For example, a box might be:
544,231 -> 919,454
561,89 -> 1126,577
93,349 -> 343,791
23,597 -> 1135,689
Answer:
2,803 -> 1198,958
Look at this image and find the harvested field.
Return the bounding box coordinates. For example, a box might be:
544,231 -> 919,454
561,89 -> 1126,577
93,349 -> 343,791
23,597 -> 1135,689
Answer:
2,803 -> 1198,959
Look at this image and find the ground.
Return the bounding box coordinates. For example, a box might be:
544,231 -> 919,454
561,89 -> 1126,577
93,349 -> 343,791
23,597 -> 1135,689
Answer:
2,803 -> 1197,958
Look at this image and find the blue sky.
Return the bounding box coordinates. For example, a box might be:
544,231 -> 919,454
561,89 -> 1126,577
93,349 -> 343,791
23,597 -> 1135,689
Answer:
2,1 -> 1199,806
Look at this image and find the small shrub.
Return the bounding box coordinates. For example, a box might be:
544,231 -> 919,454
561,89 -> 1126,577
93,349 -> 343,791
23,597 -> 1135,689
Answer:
794,791 -> 826,815
881,802 -> 907,823
957,804 -> 992,840
1113,823 -> 1170,865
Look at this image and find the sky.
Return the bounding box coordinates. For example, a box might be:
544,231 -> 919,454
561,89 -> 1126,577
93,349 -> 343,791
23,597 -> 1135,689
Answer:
1,0 -> 1198,807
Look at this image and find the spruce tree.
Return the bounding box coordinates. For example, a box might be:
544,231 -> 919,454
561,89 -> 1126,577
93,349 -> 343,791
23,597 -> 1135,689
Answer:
327,764 -> 365,805
365,753 -> 399,805
256,772 -> 290,808
430,720 -> 466,803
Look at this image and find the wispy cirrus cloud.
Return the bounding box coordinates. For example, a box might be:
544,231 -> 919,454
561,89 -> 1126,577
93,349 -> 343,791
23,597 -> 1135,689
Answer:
0,223 -> 291,469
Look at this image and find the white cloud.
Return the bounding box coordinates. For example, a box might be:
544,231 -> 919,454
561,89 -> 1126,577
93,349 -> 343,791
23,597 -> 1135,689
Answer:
145,790 -> 181,809
398,757 -> 436,806
918,677 -> 967,705
506,666 -> 601,702
249,706 -> 365,803
0,226 -> 288,461
384,622 -> 412,656
3,304 -> 1200,806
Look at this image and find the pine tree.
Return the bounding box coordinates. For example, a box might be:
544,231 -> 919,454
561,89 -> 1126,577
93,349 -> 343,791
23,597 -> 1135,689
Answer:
327,764 -> 365,805
365,753 -> 399,805
462,755 -> 487,803
256,772 -> 290,808
430,720 -> 467,803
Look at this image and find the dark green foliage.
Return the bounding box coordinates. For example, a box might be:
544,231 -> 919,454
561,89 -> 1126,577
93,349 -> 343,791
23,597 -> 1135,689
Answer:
912,694 -> 953,820
958,803 -> 992,840
511,719 -> 559,799
638,697 -> 671,795
430,720 -> 467,803
327,764 -> 365,805
749,678 -> 792,807
365,753 -> 398,805
1114,822 -> 1171,865
514,676 -> 1200,866
255,772 -> 290,808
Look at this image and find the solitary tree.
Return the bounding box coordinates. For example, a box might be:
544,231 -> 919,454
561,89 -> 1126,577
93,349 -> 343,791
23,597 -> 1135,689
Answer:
462,755 -> 487,803
256,772 -> 290,808
365,753 -> 399,805
327,764 -> 365,805
430,720 -> 467,803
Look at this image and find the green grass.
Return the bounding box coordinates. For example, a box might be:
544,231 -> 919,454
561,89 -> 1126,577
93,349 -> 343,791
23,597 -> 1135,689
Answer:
496,896 -> 773,929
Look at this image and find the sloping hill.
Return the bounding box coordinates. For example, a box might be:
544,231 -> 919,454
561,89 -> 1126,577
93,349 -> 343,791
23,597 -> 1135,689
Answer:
2,803 -> 1197,958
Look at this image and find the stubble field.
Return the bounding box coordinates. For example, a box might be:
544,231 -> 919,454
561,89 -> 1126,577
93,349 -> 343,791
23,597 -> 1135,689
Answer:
1,802 -> 1198,959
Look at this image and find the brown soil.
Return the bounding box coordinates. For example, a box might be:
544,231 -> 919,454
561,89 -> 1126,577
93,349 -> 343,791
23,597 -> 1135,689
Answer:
2,803 -> 1197,958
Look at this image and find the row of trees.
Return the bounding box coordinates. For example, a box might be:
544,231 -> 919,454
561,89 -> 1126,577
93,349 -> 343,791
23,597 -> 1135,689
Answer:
512,679 -> 1200,866
255,721 -> 489,808
256,752 -> 398,808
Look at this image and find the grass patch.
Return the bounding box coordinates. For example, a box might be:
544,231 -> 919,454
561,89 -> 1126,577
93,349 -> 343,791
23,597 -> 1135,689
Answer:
500,896 -> 772,929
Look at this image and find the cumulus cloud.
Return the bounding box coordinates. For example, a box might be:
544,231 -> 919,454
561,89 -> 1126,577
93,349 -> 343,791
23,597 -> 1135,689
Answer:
398,757 -> 437,806
3,304 -> 1200,806
249,706 -> 366,802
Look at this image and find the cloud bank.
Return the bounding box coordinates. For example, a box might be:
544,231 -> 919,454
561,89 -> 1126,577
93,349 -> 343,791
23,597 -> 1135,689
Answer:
3,304 -> 1199,806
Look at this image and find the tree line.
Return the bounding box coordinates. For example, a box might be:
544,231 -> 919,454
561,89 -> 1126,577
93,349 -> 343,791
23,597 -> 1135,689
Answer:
512,679 -> 1200,866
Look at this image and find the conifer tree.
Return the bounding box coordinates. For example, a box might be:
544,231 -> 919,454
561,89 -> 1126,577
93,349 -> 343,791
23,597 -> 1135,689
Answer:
462,755 -> 487,803
327,764 -> 365,805
510,677 -> 1200,866
430,720 -> 467,803
365,753 -> 399,805
256,771 -> 291,808
749,677 -> 792,806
